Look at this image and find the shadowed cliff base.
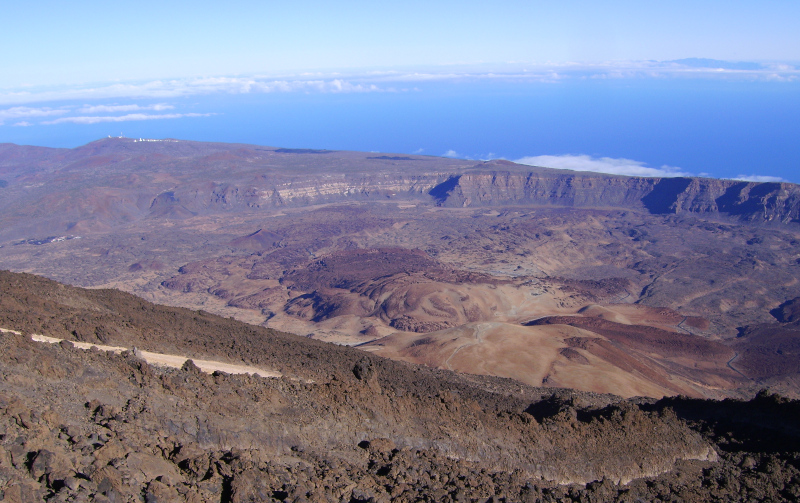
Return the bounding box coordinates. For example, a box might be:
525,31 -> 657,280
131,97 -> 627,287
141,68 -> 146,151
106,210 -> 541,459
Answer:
641,177 -> 694,214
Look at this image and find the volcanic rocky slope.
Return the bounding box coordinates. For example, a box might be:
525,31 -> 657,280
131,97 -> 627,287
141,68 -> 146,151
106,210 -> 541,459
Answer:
1,138 -> 800,400
1,271 -> 799,502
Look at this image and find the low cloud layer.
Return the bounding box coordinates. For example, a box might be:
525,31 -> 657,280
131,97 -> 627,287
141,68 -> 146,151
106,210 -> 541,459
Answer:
514,155 -> 790,182
1,103 -> 211,127
1,59 -> 796,106
515,154 -> 691,178
0,106 -> 67,125
77,103 -> 174,114
0,78 -> 382,106
733,174 -> 788,183
42,113 -> 213,125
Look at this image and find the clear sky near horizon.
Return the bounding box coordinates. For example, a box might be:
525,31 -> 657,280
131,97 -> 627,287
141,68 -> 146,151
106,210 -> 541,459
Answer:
2,1 -> 799,182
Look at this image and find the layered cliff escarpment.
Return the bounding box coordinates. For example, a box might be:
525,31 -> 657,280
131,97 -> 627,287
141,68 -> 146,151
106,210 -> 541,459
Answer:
2,271 -> 799,502
430,169 -> 800,224
1,139 -> 799,240
0,139 -> 471,239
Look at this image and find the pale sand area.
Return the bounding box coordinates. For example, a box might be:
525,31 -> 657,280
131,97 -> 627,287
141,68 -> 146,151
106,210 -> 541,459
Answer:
1,328 -> 280,378
360,322 -> 718,398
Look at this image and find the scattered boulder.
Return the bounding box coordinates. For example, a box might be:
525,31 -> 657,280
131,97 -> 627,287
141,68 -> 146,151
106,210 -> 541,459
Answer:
771,297 -> 800,323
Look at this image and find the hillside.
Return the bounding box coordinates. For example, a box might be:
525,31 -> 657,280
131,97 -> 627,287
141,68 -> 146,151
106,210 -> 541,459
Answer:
1,138 -> 799,400
1,271 -> 799,501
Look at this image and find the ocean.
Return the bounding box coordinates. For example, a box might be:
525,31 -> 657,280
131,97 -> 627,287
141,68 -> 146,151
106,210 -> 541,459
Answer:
4,78 -> 799,183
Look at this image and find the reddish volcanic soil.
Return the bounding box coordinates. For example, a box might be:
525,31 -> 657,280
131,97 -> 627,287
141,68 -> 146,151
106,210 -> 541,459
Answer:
2,138 -> 800,399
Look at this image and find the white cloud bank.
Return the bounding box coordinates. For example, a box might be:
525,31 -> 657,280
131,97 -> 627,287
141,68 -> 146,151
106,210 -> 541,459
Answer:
0,59 -> 797,106
0,78 -> 382,106
77,103 -> 174,114
515,154 -> 790,182
1,103 -> 209,127
42,112 -> 214,125
733,174 -> 788,183
0,106 -> 68,124
515,154 -> 692,178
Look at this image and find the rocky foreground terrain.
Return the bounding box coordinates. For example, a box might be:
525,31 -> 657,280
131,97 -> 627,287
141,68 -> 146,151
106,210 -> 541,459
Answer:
1,271 -> 800,502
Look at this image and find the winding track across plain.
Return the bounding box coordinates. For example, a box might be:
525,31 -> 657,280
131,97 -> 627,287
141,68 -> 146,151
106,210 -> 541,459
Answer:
444,322 -> 491,370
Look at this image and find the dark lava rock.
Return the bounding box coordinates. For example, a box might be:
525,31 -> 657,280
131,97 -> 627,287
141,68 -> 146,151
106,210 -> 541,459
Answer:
1,271 -> 799,501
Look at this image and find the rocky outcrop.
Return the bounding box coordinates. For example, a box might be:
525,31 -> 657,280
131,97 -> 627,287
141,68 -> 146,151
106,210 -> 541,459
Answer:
1,271 -> 800,501
431,170 -> 655,209
150,173 -> 451,214
139,166 -> 800,224
2,277 -> 716,488
1,139 -> 798,241
430,168 -> 800,224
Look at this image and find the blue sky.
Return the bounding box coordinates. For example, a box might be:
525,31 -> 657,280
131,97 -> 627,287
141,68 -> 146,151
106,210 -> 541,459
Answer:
2,1 -> 800,182
4,1 -> 799,87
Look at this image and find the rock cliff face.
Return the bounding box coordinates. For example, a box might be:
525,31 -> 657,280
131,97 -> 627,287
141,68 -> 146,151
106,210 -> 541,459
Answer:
431,168 -> 800,224
158,173 -> 451,212
136,163 -> 800,225
0,139 -> 798,240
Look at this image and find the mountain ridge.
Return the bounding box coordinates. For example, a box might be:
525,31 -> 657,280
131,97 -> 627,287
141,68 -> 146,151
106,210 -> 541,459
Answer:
1,138 -> 797,233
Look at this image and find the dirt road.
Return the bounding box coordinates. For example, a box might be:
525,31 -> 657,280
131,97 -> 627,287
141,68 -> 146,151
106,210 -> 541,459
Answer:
6,329 -> 282,378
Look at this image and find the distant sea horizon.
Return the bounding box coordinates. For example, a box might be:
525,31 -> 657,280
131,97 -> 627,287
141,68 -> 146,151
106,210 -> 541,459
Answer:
3,78 -> 799,184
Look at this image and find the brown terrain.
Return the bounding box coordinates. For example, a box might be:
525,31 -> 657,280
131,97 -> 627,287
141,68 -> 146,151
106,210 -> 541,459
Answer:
1,270 -> 799,501
1,138 -> 799,402
1,136 -> 800,500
